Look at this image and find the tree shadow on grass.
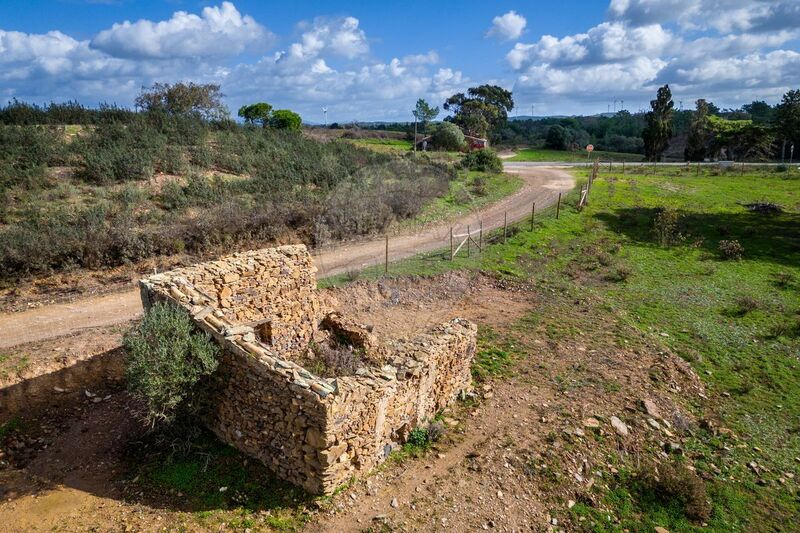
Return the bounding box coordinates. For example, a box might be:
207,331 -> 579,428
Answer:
594,206 -> 800,269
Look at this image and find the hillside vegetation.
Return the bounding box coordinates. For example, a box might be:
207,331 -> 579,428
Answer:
0,113 -> 457,283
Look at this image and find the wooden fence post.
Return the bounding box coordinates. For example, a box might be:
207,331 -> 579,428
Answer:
622,160 -> 625,177
384,234 -> 388,274
503,212 -> 507,243
450,227 -> 454,261
530,202 -> 535,231
556,192 -> 562,219
467,225 -> 471,257
479,220 -> 483,251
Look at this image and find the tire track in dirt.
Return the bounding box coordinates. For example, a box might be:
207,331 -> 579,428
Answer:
0,165 -> 574,349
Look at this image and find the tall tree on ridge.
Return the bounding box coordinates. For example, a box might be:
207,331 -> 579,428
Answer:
642,84 -> 674,162
685,99 -> 711,162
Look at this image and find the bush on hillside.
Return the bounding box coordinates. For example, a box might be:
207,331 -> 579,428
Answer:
637,460 -> 712,522
0,125 -> 65,192
431,122 -> 466,151
460,148 -> 503,172
123,302 -> 219,428
76,119 -> 166,183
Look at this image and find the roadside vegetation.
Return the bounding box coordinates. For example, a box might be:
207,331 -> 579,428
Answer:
323,165 -> 800,531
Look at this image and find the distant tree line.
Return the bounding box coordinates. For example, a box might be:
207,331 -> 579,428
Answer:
641,84 -> 800,162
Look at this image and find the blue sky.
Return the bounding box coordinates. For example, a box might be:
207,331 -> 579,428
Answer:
2,1 -> 799,122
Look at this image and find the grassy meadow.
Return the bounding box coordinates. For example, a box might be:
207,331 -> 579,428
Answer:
509,148 -> 645,163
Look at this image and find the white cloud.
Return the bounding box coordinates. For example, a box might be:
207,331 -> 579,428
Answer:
507,22 -> 671,70
508,1 -> 800,113
609,0 -> 800,34
283,16 -> 368,62
90,1 -> 272,59
0,5 -> 464,120
487,11 -> 527,41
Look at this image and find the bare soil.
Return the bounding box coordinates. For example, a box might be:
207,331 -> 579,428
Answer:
0,271 -> 709,532
0,165 -> 574,349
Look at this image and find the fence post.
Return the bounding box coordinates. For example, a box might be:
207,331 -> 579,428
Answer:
741,161 -> 745,176
530,201 -> 535,231
467,225 -> 471,257
450,227 -> 454,261
479,220 -> 483,251
556,192 -> 562,219
622,160 -> 625,177
384,234 -> 388,274
503,212 -> 507,243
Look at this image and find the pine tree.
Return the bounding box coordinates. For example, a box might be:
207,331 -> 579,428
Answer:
642,84 -> 674,162
685,99 -> 710,162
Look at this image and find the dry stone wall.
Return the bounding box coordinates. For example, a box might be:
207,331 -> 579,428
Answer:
138,244 -> 476,494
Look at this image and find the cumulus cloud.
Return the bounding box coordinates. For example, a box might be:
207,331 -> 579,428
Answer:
508,0 -> 800,113
507,22 -> 671,70
90,1 -> 272,59
609,0 -> 800,34
225,37 -> 464,120
487,11 -> 527,41
0,4 -> 464,120
282,16 -> 368,62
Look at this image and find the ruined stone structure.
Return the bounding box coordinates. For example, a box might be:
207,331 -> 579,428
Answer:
138,245 -> 476,494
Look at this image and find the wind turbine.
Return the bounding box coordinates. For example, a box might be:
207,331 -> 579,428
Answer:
322,106 -> 328,127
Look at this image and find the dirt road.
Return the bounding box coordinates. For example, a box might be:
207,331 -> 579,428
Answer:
0,165 -> 573,349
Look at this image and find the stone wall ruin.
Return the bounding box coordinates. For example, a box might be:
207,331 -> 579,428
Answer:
138,244 -> 476,494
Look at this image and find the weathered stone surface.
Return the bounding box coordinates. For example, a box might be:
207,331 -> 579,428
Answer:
610,416 -> 629,436
138,244 -> 477,495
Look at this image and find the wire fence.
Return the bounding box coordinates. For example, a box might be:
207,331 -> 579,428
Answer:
318,157 -> 797,281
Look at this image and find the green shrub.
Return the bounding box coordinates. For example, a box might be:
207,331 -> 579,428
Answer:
0,125 -> 65,192
406,422 -> 444,449
431,122 -> 466,151
461,148 -> 503,172
407,427 -> 430,448
469,175 -> 488,197
123,302 -> 219,428
160,179 -> 188,210
637,460 -> 711,522
76,119 -> 165,183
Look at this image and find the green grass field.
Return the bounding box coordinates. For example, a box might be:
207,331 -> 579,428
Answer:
509,148 -> 644,163
349,137 -> 413,153
322,165 -> 800,531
